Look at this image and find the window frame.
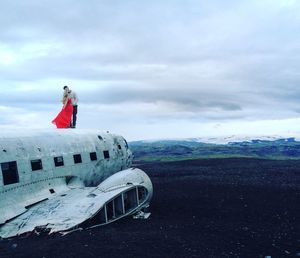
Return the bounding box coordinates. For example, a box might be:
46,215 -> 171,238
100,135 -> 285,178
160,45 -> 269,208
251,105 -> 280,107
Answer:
1,161 -> 19,185
90,152 -> 97,161
103,150 -> 110,159
54,156 -> 64,167
31,159 -> 43,171
73,154 -> 82,164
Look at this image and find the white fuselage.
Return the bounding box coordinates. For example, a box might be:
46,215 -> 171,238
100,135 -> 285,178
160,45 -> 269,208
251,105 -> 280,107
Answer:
0,129 -> 138,227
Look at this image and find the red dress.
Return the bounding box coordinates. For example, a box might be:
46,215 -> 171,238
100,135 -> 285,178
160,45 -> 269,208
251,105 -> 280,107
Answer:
52,98 -> 73,128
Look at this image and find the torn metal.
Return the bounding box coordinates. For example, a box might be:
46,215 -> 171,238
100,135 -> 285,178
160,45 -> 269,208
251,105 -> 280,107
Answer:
0,130 -> 153,238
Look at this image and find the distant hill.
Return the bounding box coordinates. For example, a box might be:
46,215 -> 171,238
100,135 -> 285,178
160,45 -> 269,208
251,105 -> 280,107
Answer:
129,137 -> 300,162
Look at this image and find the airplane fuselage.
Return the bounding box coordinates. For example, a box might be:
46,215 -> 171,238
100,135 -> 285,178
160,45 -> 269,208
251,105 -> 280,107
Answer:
0,129 -> 152,237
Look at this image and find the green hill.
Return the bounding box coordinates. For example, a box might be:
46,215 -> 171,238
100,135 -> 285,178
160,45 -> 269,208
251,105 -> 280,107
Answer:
129,138 -> 300,162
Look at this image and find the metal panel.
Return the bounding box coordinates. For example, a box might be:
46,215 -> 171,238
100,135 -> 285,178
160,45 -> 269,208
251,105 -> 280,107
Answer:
0,130 -> 152,238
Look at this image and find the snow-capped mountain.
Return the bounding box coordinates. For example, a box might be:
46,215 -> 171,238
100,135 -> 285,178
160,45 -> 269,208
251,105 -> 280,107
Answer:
131,134 -> 300,145
184,135 -> 300,145
129,134 -> 300,161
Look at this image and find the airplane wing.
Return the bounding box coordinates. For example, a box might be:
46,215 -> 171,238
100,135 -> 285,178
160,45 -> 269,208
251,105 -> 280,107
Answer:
0,168 -> 152,238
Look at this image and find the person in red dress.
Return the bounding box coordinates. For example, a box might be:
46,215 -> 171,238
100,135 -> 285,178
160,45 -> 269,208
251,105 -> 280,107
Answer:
52,90 -> 73,128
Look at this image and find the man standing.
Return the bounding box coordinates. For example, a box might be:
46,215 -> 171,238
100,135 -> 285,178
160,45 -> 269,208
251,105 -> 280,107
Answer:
63,85 -> 78,128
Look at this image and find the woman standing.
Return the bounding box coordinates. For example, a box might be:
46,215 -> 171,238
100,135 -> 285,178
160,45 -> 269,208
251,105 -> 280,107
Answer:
52,90 -> 73,128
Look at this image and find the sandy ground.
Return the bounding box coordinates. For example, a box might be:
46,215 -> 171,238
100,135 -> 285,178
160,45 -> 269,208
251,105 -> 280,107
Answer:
0,158 -> 299,258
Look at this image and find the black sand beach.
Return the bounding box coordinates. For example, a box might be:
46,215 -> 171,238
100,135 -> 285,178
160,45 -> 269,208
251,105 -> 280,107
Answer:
1,158 -> 299,258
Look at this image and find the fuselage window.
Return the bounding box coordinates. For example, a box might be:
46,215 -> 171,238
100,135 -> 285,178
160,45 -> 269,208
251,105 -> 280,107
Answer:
31,159 -> 43,171
54,156 -> 64,167
118,144 -> 122,150
123,138 -> 128,149
90,152 -> 97,161
73,154 -> 82,164
103,150 -> 110,159
1,161 -> 19,185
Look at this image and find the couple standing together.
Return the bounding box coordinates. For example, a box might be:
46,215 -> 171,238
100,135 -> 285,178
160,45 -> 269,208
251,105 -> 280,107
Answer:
52,86 -> 78,128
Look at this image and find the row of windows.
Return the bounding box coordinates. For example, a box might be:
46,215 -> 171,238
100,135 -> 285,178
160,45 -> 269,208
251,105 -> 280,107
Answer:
1,150 -> 110,186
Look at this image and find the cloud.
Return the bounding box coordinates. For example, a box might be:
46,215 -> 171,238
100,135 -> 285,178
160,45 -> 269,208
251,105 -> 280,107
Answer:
0,0 -> 300,139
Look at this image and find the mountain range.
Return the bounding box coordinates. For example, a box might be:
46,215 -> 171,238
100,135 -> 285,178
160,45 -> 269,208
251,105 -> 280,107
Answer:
129,136 -> 300,162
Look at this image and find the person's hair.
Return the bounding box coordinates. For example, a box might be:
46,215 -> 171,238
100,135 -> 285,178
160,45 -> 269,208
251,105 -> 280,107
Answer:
63,85 -> 68,90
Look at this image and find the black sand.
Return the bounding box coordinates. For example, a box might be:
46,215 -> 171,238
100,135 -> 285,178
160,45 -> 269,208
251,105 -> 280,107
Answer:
1,158 -> 300,258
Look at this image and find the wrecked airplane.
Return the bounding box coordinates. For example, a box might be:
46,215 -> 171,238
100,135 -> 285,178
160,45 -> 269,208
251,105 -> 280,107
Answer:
0,130 -> 153,238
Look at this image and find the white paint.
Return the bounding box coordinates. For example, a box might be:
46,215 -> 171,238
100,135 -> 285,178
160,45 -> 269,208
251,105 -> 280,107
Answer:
0,129 -> 153,238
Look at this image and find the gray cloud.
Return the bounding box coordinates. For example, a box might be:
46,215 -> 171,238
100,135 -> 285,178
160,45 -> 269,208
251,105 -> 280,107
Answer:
1,0 -> 300,138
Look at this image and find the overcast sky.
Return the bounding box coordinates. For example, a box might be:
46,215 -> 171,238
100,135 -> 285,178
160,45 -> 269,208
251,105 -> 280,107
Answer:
1,0 -> 300,140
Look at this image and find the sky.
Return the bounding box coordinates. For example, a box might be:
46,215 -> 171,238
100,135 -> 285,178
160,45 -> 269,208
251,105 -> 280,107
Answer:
1,0 -> 300,141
